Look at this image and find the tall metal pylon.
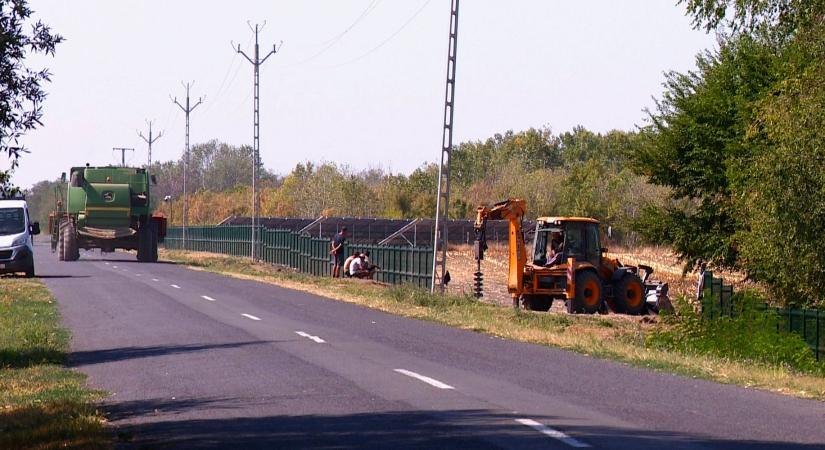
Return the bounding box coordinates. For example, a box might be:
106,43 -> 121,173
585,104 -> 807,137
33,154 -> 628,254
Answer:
138,120 -> 163,168
233,22 -> 280,261
171,82 -> 204,251
431,0 -> 460,293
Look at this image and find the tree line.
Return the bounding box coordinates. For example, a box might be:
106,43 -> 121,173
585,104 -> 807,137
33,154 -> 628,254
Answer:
146,127 -> 667,248
635,0 -> 825,307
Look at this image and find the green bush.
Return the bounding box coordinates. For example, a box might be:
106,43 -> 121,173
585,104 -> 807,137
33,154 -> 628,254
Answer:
648,291 -> 822,374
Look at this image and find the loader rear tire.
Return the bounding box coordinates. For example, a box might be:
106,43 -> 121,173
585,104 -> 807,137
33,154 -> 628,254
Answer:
613,274 -> 647,315
567,270 -> 602,314
522,295 -> 552,312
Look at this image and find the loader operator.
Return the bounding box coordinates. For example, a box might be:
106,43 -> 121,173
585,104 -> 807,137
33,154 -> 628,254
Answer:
545,231 -> 564,266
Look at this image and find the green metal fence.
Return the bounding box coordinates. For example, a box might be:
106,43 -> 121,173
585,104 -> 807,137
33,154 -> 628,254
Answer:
164,226 -> 433,289
700,271 -> 825,361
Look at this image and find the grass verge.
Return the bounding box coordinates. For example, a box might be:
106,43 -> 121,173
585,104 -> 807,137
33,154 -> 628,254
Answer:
162,249 -> 825,401
0,277 -> 108,449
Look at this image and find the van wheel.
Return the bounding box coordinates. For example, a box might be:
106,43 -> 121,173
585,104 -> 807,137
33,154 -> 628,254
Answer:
25,266 -> 35,278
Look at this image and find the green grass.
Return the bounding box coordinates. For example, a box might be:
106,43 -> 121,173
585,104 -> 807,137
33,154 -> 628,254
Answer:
0,277 -> 108,450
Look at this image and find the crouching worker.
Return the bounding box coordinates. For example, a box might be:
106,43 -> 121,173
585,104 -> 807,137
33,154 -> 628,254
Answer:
342,251 -> 360,278
349,253 -> 372,279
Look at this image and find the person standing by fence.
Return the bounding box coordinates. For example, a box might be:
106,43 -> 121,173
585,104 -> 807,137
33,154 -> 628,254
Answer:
330,227 -> 348,278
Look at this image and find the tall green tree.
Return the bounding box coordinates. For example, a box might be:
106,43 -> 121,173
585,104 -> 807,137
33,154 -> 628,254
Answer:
0,0 -> 62,194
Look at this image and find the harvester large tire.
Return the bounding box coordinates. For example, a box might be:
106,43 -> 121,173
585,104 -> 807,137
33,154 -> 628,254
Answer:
62,221 -> 79,262
137,223 -> 158,263
522,295 -> 552,312
149,222 -> 159,262
57,224 -> 65,262
567,270 -> 603,315
613,274 -> 647,315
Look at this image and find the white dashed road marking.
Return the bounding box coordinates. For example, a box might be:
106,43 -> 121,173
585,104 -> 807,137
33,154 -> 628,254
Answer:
515,419 -> 590,448
393,369 -> 454,390
241,313 -> 261,321
295,331 -> 325,343
201,295 -> 216,302
152,278 -> 159,282
112,265 -> 118,269
170,284 -> 181,289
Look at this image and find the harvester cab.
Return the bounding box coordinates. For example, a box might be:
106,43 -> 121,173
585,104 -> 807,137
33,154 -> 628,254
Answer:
473,198 -> 671,315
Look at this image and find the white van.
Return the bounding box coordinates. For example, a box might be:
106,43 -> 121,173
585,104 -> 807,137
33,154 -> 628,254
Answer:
0,199 -> 40,277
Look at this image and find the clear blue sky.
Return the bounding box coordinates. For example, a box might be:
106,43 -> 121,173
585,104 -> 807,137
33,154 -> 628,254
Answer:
11,0 -> 716,188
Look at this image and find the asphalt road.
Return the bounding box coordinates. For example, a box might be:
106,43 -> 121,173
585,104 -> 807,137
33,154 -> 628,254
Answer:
33,241 -> 825,449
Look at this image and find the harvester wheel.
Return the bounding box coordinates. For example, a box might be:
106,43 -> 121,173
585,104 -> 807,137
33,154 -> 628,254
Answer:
613,274 -> 647,315
522,295 -> 552,312
57,225 -> 65,262
137,223 -> 158,262
149,222 -> 159,262
568,270 -> 602,314
62,221 -> 79,262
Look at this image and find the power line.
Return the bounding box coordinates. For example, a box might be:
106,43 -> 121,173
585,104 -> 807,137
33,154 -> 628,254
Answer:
233,22 -> 281,261
326,0 -> 432,69
170,82 -> 204,251
277,0 -> 381,69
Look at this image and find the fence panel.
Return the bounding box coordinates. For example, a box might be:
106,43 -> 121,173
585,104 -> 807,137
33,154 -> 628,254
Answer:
163,225 -> 434,290
700,271 -> 824,361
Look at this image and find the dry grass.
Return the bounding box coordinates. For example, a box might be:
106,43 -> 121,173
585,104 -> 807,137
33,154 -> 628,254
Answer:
161,249 -> 825,401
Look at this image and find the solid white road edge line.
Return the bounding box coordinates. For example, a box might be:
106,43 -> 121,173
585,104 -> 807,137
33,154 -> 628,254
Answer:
201,295 -> 216,302
393,369 -> 454,390
514,418 -> 591,448
295,331 -> 325,343
170,284 -> 181,289
241,313 -> 261,321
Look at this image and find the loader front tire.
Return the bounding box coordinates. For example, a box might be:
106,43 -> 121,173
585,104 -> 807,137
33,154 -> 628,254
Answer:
568,270 -> 602,314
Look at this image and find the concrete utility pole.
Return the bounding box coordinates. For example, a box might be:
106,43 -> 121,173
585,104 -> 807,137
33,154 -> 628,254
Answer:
431,0 -> 460,293
138,120 -> 163,168
171,82 -> 204,251
112,147 -> 134,167
233,22 -> 281,261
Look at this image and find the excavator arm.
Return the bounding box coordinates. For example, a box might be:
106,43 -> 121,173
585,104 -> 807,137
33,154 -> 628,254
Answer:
473,198 -> 527,306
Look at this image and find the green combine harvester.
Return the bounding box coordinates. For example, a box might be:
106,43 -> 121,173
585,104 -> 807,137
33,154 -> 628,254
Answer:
51,165 -> 166,262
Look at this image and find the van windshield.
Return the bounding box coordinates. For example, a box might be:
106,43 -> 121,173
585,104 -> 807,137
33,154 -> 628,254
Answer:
0,208 -> 25,236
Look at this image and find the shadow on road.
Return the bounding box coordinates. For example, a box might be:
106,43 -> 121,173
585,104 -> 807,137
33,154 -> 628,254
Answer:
69,341 -> 275,367
106,407 -> 823,450
36,275 -> 91,279
0,347 -> 65,368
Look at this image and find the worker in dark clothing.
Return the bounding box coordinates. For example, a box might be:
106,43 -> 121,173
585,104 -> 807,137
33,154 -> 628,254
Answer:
330,227 -> 348,278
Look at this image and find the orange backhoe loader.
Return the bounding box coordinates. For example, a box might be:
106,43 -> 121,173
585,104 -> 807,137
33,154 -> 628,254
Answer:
473,198 -> 670,315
